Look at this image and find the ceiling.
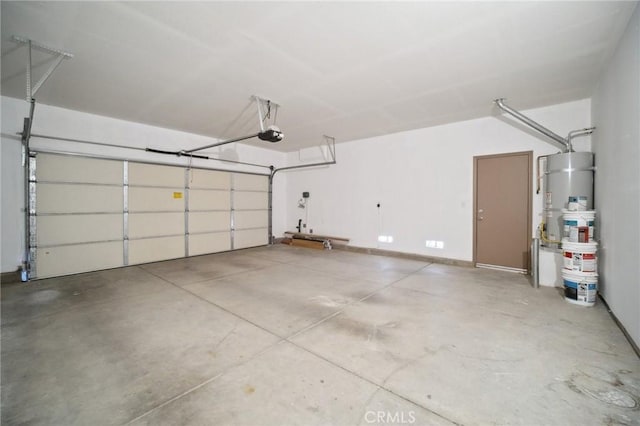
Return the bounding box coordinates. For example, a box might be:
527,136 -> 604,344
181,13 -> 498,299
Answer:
1,1 -> 637,152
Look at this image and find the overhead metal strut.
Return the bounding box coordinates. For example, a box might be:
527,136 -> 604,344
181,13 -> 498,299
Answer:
12,35 -> 74,101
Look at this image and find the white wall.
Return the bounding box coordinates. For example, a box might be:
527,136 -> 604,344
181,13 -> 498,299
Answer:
1,96 -> 287,273
2,95 -> 594,286
284,100 -> 592,283
591,4 -> 640,347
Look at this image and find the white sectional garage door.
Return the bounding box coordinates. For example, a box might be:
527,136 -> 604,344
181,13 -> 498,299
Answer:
187,169 -> 231,256
127,163 -> 186,265
31,153 -> 269,278
232,173 -> 269,249
34,154 -> 124,278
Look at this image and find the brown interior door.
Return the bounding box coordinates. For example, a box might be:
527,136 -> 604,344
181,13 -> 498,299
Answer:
474,151 -> 532,272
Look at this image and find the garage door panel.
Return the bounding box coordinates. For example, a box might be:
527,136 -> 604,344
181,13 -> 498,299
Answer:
189,232 -> 231,256
129,187 -> 185,212
129,163 -> 184,187
37,184 -> 123,213
33,154 -> 266,278
188,211 -> 230,233
37,154 -> 122,184
129,212 -> 184,239
235,210 -> 268,229
188,169 -> 230,190
36,241 -> 123,278
234,229 -> 268,249
234,192 -> 268,210
189,190 -> 230,211
37,214 -> 123,246
129,236 -> 184,264
233,174 -> 268,191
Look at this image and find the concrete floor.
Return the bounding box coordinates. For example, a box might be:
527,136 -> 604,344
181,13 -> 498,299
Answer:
1,245 -> 638,426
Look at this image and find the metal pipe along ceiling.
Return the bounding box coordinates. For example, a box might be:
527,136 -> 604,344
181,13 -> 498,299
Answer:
567,128 -> 595,143
494,98 -> 570,152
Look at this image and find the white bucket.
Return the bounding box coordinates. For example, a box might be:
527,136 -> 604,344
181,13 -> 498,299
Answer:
568,196 -> 588,211
562,210 -> 596,242
562,241 -> 598,273
562,270 -> 598,307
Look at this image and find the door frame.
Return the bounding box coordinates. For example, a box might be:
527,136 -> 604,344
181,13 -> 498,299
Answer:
473,150 -> 533,272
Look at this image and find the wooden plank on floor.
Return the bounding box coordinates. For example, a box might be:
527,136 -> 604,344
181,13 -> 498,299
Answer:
283,231 -> 350,245
289,239 -> 325,250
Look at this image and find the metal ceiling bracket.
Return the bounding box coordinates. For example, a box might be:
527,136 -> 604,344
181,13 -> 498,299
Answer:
11,35 -> 73,101
324,135 -> 336,163
255,96 -> 267,133
272,135 -> 336,176
252,95 -> 280,133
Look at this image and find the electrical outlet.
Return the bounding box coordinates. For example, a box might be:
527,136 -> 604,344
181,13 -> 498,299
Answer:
426,240 -> 444,249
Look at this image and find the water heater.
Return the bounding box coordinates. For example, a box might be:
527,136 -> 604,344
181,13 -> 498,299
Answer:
542,152 -> 594,246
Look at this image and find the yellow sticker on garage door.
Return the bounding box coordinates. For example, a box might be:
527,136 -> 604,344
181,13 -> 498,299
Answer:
173,192 -> 183,199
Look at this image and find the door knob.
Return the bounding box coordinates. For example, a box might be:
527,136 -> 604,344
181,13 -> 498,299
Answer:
478,209 -> 484,221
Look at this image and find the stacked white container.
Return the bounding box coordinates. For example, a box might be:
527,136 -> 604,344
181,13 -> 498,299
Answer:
561,197 -> 598,306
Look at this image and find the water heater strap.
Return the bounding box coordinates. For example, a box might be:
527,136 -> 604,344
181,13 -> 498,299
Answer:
545,166 -> 596,174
